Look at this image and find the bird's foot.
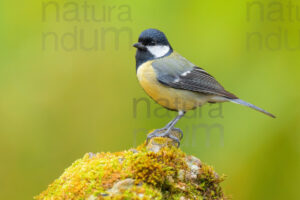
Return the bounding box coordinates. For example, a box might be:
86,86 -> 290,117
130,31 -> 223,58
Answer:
172,128 -> 183,140
146,127 -> 183,147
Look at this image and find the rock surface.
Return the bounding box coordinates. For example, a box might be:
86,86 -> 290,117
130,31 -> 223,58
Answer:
35,131 -> 226,200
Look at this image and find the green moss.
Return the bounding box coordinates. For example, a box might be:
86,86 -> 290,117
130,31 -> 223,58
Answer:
35,137 -> 227,200
101,184 -> 162,200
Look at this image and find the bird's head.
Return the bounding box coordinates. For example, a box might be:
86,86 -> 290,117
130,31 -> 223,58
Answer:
134,29 -> 173,67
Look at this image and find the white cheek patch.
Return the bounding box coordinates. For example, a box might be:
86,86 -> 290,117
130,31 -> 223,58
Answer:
147,45 -> 170,58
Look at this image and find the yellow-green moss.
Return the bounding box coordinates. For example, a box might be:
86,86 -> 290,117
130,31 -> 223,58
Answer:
35,137 -> 226,200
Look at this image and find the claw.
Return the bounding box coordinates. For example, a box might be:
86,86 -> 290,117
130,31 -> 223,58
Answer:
172,128 -> 183,140
166,134 -> 181,147
146,128 -> 168,144
146,127 -> 182,147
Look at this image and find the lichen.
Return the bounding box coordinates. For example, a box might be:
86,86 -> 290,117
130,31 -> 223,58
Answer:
35,133 -> 227,200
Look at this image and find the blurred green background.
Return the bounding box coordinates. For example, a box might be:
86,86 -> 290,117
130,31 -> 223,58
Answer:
1,0 -> 299,199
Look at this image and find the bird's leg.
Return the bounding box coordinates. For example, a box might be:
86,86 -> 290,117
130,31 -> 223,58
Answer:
147,111 -> 186,145
147,112 -> 182,138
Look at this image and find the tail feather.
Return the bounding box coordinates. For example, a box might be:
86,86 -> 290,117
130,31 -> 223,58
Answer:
228,98 -> 275,118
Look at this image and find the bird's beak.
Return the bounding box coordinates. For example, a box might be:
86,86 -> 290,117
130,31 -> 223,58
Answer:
133,42 -> 146,50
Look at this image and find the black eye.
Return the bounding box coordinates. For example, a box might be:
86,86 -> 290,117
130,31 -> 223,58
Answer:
140,38 -> 156,45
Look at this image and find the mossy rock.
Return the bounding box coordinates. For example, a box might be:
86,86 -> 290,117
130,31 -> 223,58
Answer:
35,133 -> 226,200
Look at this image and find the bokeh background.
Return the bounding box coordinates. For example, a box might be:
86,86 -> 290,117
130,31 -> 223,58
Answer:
1,0 -> 300,199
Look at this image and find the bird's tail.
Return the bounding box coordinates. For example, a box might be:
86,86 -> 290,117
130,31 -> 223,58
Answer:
228,98 -> 275,118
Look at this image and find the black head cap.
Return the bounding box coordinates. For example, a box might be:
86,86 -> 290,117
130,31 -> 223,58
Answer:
138,29 -> 172,47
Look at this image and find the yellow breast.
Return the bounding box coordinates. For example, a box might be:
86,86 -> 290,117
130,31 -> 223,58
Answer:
137,61 -> 210,111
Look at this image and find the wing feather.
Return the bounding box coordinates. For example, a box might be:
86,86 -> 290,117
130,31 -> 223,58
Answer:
152,53 -> 237,99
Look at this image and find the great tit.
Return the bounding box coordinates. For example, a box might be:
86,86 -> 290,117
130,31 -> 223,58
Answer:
133,28 -> 275,144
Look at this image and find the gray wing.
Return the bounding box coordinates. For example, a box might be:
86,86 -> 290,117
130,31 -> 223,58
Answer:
152,52 -> 237,99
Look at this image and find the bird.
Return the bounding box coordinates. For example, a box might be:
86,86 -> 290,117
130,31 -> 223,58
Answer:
133,28 -> 275,145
